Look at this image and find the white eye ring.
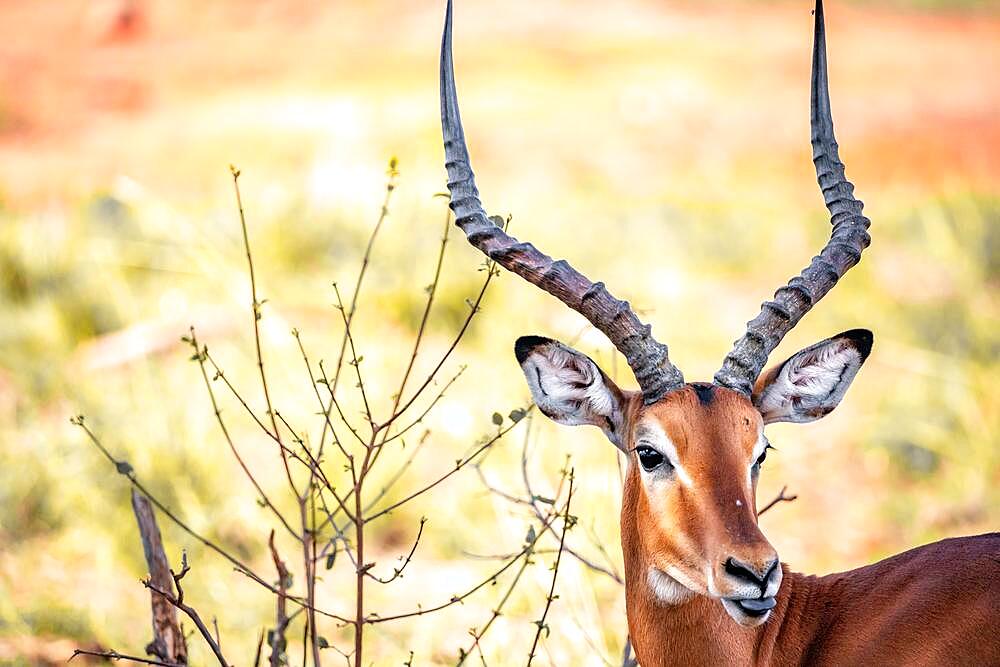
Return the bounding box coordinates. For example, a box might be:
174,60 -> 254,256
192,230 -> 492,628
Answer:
754,444 -> 773,468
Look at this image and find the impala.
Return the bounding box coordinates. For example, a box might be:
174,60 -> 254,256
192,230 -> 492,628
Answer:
439,0 -> 998,664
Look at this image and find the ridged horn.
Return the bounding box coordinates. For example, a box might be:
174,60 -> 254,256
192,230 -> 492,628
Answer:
715,0 -> 871,396
440,0 -> 685,403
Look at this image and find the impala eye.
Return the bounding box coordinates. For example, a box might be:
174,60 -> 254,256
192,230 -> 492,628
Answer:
754,444 -> 773,469
635,445 -> 666,472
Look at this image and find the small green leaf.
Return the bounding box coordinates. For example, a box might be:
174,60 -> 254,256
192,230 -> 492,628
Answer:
325,552 -> 336,570
115,461 -> 133,476
491,412 -> 503,426
508,408 -> 526,423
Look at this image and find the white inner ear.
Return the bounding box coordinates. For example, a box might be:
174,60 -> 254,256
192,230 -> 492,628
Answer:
758,339 -> 863,424
521,343 -> 623,446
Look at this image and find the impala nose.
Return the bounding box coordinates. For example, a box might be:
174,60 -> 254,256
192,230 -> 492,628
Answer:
724,556 -> 779,593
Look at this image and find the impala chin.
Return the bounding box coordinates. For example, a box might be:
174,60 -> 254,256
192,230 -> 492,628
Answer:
716,565 -> 783,627
647,567 -> 696,606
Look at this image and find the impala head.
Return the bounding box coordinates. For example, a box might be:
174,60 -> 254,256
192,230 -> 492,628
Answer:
512,329 -> 871,626
440,0 -> 871,628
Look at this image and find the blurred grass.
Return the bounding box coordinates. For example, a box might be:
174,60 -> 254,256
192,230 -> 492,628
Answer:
0,0 -> 997,664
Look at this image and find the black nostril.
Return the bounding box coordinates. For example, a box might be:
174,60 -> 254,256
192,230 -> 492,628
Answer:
725,557 -> 762,586
724,557 -> 778,590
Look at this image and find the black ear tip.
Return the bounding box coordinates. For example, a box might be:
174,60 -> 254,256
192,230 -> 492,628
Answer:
514,335 -> 553,364
839,328 -> 874,361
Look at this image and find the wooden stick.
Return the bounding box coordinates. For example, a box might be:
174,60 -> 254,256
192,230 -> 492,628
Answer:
131,489 -> 187,664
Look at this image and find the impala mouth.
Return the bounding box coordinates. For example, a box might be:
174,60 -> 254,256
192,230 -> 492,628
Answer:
736,596 -> 776,616
721,596 -> 776,625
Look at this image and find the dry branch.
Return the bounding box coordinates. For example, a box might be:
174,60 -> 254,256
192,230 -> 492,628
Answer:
131,490 -> 188,665
758,485 -> 798,516
75,162 -> 553,667
268,530 -> 291,667
143,555 -> 229,667
71,649 -> 178,666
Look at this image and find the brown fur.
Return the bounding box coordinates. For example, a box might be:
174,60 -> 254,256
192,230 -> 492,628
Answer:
618,386 -> 1000,666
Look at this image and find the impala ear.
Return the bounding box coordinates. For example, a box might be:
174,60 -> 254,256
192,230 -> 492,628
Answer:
514,336 -> 630,450
753,329 -> 873,424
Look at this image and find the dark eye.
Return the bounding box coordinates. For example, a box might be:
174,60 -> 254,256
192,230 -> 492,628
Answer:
636,446 -> 666,472
754,444 -> 772,469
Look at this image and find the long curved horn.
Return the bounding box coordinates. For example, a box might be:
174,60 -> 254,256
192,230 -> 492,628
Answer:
715,0 -> 872,396
439,0 -> 684,403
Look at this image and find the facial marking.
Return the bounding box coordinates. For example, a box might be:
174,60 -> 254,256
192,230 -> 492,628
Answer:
744,422 -> 768,489
691,382 -> 716,406
647,567 -> 695,606
636,421 -> 693,487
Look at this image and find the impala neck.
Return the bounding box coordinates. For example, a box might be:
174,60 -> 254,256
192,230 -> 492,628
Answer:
620,463 -> 799,666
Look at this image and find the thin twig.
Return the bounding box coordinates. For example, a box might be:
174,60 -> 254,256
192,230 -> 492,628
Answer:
143,555 -> 230,667
315,430 -> 430,549
527,469 -> 574,665
367,518 -> 426,584
329,158 -> 398,396
72,418 -> 355,625
366,407 -> 531,523
332,283 -> 374,431
186,330 -> 299,540
253,631 -> 265,667
758,485 -> 798,516
318,359 -> 367,449
369,471 -> 567,625
294,329 -> 353,464
389,202 -> 451,414
379,260 -> 497,432
200,348 -> 322,483
70,649 -> 177,666
484,415 -> 623,584
376,366 -> 465,451
230,165 -> 300,500
456,541 -> 533,665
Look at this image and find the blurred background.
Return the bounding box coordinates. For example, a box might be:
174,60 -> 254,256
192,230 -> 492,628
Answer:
0,0 -> 997,664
